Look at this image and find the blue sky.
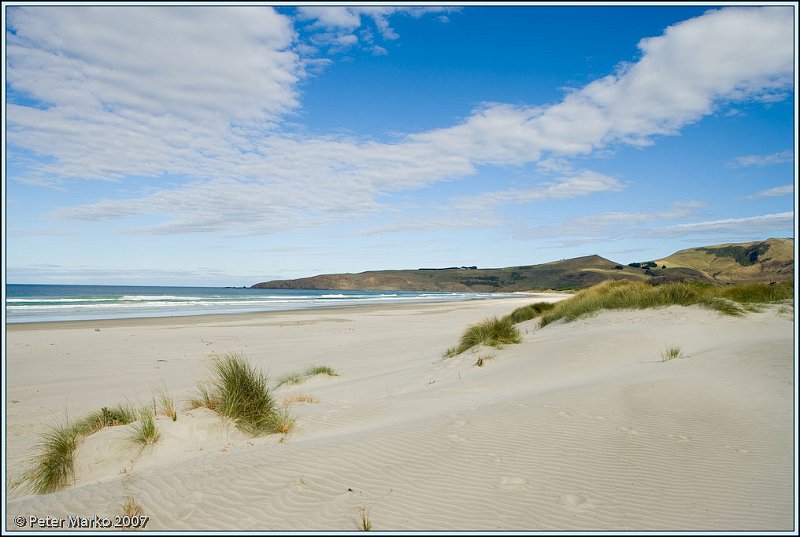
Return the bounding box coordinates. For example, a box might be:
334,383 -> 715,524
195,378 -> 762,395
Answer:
4,3 -> 796,286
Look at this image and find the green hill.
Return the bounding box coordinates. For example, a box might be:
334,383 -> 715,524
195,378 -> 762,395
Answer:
252,238 -> 793,292
253,255 -> 646,292
655,238 -> 794,284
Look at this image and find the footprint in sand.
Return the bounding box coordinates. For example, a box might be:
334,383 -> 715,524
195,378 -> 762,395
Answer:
498,476 -> 528,490
560,494 -> 593,511
558,410 -> 573,418
724,445 -> 750,454
618,426 -> 640,436
668,433 -> 691,443
446,433 -> 467,443
175,491 -> 203,520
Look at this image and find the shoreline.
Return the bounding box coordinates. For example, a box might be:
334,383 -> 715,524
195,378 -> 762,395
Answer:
5,293 -> 545,331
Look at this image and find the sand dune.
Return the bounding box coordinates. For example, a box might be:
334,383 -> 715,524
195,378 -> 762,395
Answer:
5,296 -> 795,531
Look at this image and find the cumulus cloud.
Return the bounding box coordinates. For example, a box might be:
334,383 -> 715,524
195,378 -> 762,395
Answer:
414,7 -> 793,160
297,6 -> 456,39
7,6 -> 795,235
8,7 -> 299,123
7,6 -> 301,180
294,6 -> 457,54
297,6 -> 364,31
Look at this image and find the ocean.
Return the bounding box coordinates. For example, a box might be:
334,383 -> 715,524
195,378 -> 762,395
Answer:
5,284 -> 520,323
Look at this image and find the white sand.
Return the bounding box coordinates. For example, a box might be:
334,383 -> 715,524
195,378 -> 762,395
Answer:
4,296 -> 795,531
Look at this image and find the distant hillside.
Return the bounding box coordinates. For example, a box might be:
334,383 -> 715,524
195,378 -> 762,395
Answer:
253,255 -> 652,292
253,255 -> 670,292
252,238 -> 794,292
655,238 -> 794,284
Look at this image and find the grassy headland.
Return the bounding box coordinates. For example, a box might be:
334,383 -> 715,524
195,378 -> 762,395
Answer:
253,239 -> 793,292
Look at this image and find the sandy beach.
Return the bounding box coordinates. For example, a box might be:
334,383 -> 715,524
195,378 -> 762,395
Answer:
4,295 -> 795,532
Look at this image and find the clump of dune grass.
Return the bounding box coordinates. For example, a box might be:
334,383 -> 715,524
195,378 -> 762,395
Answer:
277,365 -> 339,387
359,506 -> 373,531
537,280 -> 792,327
267,407 -> 296,435
282,394 -> 319,405
25,401 -> 144,494
505,301 -> 556,324
77,403 -> 138,436
719,281 -> 793,304
661,345 -> 683,362
121,495 -> 143,517
26,422 -> 81,494
304,365 -> 338,377
697,296 -> 744,317
188,383 -> 221,411
213,353 -> 277,435
444,316 -> 521,357
127,409 -> 160,451
193,353 -> 284,436
275,373 -> 304,388
156,388 -> 177,422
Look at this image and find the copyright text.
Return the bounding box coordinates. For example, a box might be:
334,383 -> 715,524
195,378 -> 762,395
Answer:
14,514 -> 149,529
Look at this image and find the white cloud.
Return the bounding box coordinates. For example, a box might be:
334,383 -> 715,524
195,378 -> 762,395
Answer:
7,6 -> 301,181
6,263 -> 251,285
53,136 -> 476,233
297,7 -> 363,31
354,213 -> 502,237
309,30 -> 360,51
296,6 -> 456,53
455,171 -> 625,213
297,6 -> 455,37
510,204 -> 792,248
747,185 -> 794,198
652,212 -> 794,237
8,6 -> 796,236
414,7 -> 794,161
8,7 -> 298,124
731,150 -> 793,167
355,170 -> 626,236
517,201 -> 708,240
8,228 -> 74,237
